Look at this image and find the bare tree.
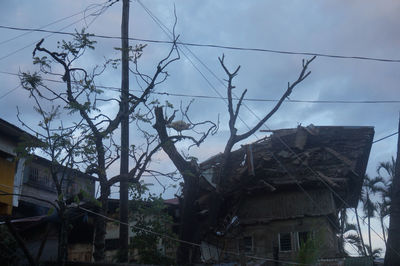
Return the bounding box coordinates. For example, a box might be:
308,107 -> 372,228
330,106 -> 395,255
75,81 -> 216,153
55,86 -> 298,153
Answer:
153,55 -> 315,264
21,29 -> 180,261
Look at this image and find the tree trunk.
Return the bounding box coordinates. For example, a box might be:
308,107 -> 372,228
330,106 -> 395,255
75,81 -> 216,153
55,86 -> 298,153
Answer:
380,215 -> 387,247
355,207 -> 367,256
57,205 -> 68,266
384,115 -> 400,265
153,107 -> 201,264
368,196 -> 372,256
176,179 -> 200,265
93,192 -> 109,262
153,53 -> 314,262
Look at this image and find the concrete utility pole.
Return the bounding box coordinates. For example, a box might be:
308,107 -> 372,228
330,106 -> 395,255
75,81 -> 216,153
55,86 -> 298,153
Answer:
384,114 -> 400,265
119,0 -> 130,262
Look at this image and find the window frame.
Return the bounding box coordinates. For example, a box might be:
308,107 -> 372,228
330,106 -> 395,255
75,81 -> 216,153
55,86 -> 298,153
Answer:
29,166 -> 39,182
278,232 -> 293,252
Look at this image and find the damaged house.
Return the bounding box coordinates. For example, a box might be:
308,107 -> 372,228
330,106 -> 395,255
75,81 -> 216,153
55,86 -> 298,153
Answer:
196,125 -> 374,263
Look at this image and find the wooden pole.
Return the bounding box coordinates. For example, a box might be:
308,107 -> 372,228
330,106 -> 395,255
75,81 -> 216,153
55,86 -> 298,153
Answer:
384,114 -> 400,265
119,0 -> 130,262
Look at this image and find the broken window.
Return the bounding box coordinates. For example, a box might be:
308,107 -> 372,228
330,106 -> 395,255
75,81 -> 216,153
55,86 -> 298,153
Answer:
279,233 -> 292,252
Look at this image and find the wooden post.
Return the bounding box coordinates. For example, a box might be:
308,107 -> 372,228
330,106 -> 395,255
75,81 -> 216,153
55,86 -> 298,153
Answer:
119,0 -> 130,262
384,114 -> 400,265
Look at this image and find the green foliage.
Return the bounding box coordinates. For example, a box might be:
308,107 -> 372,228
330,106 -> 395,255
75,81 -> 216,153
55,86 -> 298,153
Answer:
371,247 -> 383,259
47,207 -> 55,216
132,112 -> 152,124
74,194 -> 80,204
58,29 -> 96,56
376,157 -> 395,214
0,225 -> 20,266
20,71 -> 42,92
346,233 -> 364,256
114,43 -> 147,64
297,232 -> 322,265
165,100 -> 174,109
364,245 -> 382,259
360,174 -> 387,255
149,99 -> 160,106
124,182 -> 176,265
33,55 -> 51,70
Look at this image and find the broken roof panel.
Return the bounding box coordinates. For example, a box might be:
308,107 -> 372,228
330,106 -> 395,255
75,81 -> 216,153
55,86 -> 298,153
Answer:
200,125 -> 374,208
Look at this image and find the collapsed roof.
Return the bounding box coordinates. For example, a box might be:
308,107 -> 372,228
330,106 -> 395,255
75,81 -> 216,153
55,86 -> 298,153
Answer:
200,125 -> 374,208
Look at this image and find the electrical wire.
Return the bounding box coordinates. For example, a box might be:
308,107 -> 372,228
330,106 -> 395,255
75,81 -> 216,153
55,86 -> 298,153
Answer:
0,1 -> 110,46
137,0 -> 394,257
0,1 -> 114,62
0,84 -> 21,100
3,70 -> 400,104
373,131 -> 398,144
0,1 -> 393,257
137,0 -> 368,257
77,205 -> 310,265
262,122 -> 398,256
3,68 -> 396,149
1,25 -> 400,63
136,0 -> 260,140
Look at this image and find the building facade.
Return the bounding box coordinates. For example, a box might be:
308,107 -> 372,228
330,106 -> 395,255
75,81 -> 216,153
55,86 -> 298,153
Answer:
0,118 -> 96,263
0,118 -> 30,216
197,125 -> 374,264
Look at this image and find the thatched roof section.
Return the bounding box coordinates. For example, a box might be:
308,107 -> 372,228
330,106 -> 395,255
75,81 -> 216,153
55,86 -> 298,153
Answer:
200,125 -> 374,208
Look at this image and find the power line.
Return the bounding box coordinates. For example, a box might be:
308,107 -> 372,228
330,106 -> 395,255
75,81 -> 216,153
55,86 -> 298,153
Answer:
267,152 -> 363,255
137,1 -> 395,257
151,91 -> 400,104
136,0 -> 260,140
0,2 -> 394,254
1,25 -> 400,63
190,34 -> 365,255
77,206 -> 310,265
1,70 -> 400,105
0,1 -> 109,47
0,1 -> 114,62
0,84 -> 21,100
373,131 -> 399,144
137,0 -> 372,257
137,0 -> 356,256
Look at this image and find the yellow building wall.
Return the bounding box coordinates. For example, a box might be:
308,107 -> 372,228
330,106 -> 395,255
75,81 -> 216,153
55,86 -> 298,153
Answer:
0,157 -> 16,215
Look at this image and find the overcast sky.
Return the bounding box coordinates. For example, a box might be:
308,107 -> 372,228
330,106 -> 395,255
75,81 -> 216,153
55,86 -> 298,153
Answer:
1,0 -> 399,256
